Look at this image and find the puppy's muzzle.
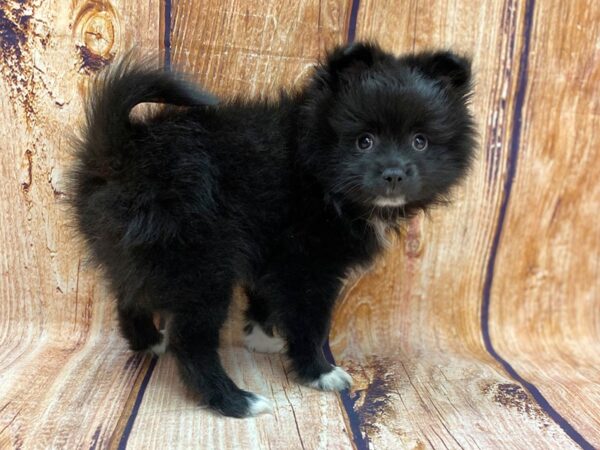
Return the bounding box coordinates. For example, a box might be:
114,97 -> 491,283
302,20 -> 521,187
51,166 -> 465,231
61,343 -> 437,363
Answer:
381,163 -> 416,192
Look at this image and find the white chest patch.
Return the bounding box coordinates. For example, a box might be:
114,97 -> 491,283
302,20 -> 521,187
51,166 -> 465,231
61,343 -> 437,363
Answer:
374,196 -> 406,208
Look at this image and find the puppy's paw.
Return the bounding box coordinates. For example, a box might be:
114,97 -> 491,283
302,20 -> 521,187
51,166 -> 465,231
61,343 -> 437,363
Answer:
149,329 -> 168,356
246,393 -> 273,417
244,322 -> 285,354
211,391 -> 273,418
307,366 -> 352,391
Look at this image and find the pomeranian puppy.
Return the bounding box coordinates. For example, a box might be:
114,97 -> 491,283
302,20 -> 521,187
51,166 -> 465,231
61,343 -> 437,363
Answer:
70,42 -> 476,417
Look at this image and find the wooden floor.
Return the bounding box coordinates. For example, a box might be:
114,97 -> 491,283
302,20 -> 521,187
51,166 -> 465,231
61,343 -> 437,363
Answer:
1,0 -> 599,449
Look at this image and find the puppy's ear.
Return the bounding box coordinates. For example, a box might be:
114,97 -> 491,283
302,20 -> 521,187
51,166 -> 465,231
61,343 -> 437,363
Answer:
318,42 -> 386,88
408,51 -> 472,92
326,43 -> 378,74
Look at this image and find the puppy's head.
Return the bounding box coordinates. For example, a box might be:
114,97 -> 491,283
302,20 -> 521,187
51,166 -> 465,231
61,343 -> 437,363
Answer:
300,42 -> 476,215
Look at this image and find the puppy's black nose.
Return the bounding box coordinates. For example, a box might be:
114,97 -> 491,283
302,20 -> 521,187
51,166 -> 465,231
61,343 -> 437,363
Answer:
381,167 -> 406,190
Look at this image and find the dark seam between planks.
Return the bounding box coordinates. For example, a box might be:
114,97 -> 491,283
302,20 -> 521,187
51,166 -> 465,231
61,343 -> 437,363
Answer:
88,425 -> 102,450
163,0 -> 172,70
347,0 -> 360,43
117,356 -> 159,450
480,1 -> 594,449
323,341 -> 369,450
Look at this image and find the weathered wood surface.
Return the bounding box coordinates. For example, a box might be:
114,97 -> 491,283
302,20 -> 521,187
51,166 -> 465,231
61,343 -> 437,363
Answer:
0,0 -> 598,449
0,0 -> 161,447
488,0 -> 600,440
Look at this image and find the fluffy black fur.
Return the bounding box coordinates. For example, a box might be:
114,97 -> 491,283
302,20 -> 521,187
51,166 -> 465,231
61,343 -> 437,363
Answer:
70,42 -> 476,418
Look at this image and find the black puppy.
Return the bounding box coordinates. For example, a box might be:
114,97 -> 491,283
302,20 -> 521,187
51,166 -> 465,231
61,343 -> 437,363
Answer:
70,42 -> 476,418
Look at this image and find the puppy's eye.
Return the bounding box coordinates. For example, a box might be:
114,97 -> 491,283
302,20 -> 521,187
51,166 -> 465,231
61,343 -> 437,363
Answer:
356,133 -> 375,151
412,134 -> 428,151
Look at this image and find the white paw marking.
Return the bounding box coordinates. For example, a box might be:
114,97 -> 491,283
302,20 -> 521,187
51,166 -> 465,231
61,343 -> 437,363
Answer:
308,366 -> 353,391
247,393 -> 273,417
150,329 -> 168,355
244,322 -> 285,354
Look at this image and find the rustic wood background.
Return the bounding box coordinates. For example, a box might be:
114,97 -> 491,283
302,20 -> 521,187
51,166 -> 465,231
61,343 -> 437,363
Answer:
0,0 -> 598,449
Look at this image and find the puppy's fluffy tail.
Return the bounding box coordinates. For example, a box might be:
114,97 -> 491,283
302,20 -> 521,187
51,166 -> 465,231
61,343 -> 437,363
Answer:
79,56 -> 217,172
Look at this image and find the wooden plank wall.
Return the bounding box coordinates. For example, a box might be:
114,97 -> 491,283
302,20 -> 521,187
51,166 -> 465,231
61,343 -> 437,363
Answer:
0,0 -> 598,449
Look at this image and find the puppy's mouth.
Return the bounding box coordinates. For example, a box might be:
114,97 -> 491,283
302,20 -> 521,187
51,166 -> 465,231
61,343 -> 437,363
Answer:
374,195 -> 406,208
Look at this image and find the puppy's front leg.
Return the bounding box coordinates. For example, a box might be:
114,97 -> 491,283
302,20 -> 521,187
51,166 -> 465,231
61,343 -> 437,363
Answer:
268,267 -> 352,391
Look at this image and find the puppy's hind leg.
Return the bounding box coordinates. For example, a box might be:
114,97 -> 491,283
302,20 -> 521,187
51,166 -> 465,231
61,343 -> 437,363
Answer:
243,288 -> 285,354
117,303 -> 164,354
169,281 -> 272,418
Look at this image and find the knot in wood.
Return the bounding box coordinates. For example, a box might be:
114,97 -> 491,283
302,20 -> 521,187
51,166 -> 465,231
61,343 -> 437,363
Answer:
82,11 -> 115,57
74,2 -> 118,59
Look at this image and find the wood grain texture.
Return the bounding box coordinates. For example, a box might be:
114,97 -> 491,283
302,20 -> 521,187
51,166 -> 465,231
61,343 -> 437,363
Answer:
489,0 -> 600,445
0,0 -> 598,449
341,353 -> 580,449
0,0 -> 160,448
169,0 -> 349,94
